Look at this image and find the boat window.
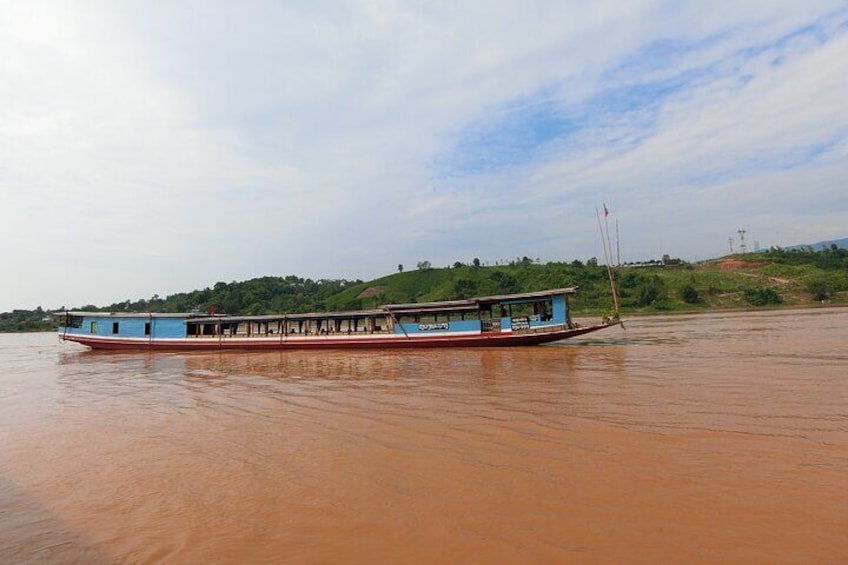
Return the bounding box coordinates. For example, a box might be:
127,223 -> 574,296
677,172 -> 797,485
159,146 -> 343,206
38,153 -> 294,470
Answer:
144,322 -> 151,336
90,321 -> 97,334
112,322 -> 120,334
509,303 -> 535,318
60,315 -> 84,328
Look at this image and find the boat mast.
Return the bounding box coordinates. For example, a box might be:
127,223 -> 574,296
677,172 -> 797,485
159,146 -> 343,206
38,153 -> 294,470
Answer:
596,207 -> 620,317
616,218 -> 621,267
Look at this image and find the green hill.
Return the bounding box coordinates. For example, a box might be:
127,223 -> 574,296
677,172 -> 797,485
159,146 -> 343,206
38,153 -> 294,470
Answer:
3,247 -> 847,332
328,247 -> 848,314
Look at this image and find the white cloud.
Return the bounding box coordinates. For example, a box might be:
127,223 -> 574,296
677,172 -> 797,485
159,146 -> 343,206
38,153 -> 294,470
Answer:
1,1 -> 846,310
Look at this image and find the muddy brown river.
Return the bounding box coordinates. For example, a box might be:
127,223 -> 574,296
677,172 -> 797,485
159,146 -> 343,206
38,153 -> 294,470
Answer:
1,308 -> 846,563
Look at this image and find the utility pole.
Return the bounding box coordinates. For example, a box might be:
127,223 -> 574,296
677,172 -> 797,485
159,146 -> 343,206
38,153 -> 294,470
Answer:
729,237 -> 734,254
737,229 -> 747,254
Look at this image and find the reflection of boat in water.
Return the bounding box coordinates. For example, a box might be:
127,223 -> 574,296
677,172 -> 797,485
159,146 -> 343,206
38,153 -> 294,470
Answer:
57,287 -> 619,351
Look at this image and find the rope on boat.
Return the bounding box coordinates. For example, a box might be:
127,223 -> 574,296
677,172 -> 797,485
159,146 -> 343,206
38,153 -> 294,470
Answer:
596,206 -> 621,320
382,308 -> 410,339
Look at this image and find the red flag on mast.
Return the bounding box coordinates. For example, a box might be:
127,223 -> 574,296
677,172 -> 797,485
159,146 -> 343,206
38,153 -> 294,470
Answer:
603,203 -> 610,217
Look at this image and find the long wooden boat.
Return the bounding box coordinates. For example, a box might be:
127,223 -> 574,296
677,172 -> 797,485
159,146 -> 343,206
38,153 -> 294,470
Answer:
56,287 -> 619,350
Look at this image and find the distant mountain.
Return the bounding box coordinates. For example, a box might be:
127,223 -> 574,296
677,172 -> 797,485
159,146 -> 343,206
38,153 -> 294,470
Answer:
785,237 -> 848,251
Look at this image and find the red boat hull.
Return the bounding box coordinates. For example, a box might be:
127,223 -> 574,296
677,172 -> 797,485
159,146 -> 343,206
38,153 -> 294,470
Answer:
61,323 -> 617,351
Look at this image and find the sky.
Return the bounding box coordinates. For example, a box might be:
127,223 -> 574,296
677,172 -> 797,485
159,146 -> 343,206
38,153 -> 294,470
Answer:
2,1 -> 847,312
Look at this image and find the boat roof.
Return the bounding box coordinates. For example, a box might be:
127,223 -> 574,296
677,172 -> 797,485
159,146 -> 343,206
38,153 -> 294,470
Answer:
57,287 -> 578,322
186,309 -> 387,324
58,312 -> 191,318
383,287 -> 578,313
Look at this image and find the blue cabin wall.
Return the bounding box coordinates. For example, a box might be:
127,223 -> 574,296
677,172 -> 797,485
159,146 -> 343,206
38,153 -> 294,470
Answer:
395,319 -> 480,334
67,315 -> 187,339
112,317 -> 146,337
390,294 -> 570,335
83,316 -> 143,338
501,294 -> 568,329
552,295 -> 567,324
153,318 -> 187,338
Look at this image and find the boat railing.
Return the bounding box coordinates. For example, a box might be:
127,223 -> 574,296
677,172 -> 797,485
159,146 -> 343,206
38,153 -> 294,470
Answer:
480,320 -> 501,332
187,328 -> 396,339
510,321 -> 568,335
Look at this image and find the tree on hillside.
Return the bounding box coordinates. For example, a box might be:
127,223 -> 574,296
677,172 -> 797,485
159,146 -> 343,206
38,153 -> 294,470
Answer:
397,264 -> 403,273
807,279 -> 830,301
489,270 -> 520,294
744,287 -> 782,306
681,285 -> 700,304
453,278 -> 477,298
